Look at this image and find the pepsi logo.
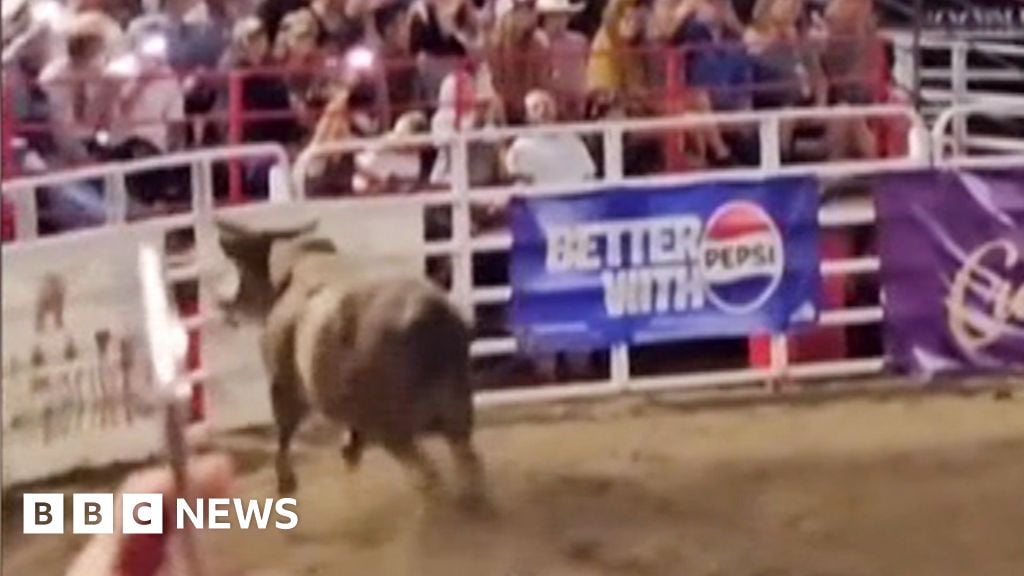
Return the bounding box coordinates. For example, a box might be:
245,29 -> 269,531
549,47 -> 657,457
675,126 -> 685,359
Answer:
699,201 -> 784,314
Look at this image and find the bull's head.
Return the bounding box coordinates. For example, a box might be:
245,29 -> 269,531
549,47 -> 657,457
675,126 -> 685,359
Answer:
214,216 -> 319,321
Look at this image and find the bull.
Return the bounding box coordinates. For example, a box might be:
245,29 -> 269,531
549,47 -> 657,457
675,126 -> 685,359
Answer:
213,217 -> 487,508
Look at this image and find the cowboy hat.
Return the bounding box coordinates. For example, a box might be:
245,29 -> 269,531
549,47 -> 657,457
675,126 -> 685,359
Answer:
66,10 -> 122,45
537,0 -> 584,14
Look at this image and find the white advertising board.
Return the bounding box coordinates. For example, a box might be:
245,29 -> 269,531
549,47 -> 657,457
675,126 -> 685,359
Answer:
2,226 -> 168,487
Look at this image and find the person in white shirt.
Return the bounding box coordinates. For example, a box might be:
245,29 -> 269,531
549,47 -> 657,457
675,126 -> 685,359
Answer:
504,88 -> 596,184
38,11 -> 122,164
105,16 -> 185,153
537,0 -> 588,120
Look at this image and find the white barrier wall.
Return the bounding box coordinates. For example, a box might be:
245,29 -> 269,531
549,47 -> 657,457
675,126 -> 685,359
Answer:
1,145 -> 291,487
1,226 -> 168,485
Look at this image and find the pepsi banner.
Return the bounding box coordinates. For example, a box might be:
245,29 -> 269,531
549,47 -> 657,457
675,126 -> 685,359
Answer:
875,168 -> 1024,377
509,177 -> 823,351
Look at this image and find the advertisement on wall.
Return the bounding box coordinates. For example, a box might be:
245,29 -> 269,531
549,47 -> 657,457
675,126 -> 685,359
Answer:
1,227 -> 168,486
875,168 -> 1024,377
509,177 -> 823,352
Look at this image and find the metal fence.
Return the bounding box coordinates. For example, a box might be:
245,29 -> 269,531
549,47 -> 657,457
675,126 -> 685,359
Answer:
2,101 -> 1022,485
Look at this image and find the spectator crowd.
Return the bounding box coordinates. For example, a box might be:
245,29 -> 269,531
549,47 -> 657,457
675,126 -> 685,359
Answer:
2,0 -> 888,213
1,0 -> 893,383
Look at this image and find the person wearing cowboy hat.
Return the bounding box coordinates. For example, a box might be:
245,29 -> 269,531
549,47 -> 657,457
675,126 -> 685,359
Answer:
536,0 -> 587,120
38,10 -> 123,164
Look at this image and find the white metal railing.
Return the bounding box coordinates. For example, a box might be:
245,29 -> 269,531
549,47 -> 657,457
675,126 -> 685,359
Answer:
2,103 -> 1022,486
292,104 -> 930,406
885,31 -> 1024,151
886,31 -> 1024,99
1,144 -> 290,241
931,101 -> 1024,158
294,104 -> 931,199
3,107 -> 913,417
3,106 -> 1019,411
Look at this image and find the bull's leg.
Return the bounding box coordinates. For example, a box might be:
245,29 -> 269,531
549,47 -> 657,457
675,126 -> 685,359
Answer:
272,382 -> 306,496
262,294 -> 307,495
384,439 -> 442,501
340,428 -> 364,470
275,429 -> 298,495
446,432 -> 489,511
436,367 -> 489,510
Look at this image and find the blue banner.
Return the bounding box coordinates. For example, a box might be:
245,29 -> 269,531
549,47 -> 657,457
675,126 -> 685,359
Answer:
509,177 -> 823,352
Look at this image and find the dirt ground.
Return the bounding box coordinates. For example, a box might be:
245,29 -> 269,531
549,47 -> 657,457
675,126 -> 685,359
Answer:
4,390 -> 1024,576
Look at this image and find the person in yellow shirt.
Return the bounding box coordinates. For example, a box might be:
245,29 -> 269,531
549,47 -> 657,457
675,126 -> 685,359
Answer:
586,0 -> 649,111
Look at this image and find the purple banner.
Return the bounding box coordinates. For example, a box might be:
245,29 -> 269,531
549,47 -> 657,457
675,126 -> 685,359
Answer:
875,168 -> 1024,376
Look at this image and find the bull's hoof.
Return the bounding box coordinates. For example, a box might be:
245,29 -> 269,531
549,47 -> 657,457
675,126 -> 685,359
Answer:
342,452 -> 362,471
277,472 -> 298,496
341,442 -> 364,470
455,490 -> 496,519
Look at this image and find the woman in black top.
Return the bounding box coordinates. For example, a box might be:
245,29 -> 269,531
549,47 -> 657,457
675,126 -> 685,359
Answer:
258,0 -> 310,46
224,17 -> 302,198
307,0 -> 368,56
409,0 -> 483,105
229,18 -> 301,146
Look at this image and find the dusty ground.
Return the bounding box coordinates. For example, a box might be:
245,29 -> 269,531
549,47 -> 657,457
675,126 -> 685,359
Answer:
4,390 -> 1024,576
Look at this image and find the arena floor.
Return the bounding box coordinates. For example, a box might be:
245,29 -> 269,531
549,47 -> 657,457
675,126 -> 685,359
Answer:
4,388 -> 1024,576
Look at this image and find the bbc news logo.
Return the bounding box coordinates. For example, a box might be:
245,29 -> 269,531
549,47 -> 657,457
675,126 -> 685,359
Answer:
23,494 -> 299,534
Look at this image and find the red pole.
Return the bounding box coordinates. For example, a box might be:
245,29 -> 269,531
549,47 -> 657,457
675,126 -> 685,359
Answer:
227,70 -> 244,204
663,46 -> 686,172
1,195 -> 13,242
875,37 -> 905,158
177,296 -> 204,423
2,79 -> 17,181
2,79 -> 18,241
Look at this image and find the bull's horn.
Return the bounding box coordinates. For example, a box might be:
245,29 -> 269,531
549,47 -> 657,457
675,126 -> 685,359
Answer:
214,216 -> 254,238
265,218 -> 319,240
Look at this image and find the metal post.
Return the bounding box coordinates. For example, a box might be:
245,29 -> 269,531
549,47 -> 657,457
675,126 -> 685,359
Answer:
892,40 -> 915,96
602,125 -> 631,391
11,183 -> 37,240
950,42 -> 969,156
450,133 -> 474,322
189,158 -> 203,213
104,173 -> 129,224
602,125 -> 625,181
911,0 -> 924,109
196,159 -> 215,216
187,158 -> 214,424
759,116 -> 782,169
758,114 -> 788,390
